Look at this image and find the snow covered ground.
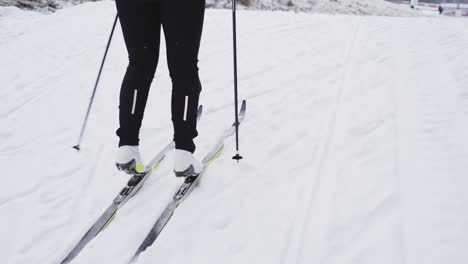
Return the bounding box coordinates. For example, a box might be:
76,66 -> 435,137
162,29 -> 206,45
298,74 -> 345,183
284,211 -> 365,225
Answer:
1,1 -> 468,264
2,0 -> 420,16
207,0 -> 419,16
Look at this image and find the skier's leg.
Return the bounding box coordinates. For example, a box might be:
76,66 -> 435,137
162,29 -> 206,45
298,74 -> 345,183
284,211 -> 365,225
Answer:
115,0 -> 161,174
161,0 -> 205,154
115,0 -> 161,147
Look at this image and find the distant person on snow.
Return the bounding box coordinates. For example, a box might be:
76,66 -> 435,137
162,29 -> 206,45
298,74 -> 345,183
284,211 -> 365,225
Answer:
114,0 -> 205,178
438,4 -> 444,15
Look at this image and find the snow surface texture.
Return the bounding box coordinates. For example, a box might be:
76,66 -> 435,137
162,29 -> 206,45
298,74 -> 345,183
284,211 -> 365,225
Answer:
1,1 -> 468,264
1,0 -> 420,16
0,0 -> 78,12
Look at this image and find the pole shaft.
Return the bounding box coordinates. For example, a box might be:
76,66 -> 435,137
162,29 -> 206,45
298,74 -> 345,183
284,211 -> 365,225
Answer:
232,0 -> 240,153
75,14 -> 118,149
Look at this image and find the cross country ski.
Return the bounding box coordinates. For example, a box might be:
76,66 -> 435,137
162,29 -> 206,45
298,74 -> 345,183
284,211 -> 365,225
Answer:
60,106 -> 203,264
129,100 -> 246,263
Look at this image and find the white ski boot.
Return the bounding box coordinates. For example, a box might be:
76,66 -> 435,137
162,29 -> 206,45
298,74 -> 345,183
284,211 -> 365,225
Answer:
116,145 -> 146,175
174,149 -> 203,177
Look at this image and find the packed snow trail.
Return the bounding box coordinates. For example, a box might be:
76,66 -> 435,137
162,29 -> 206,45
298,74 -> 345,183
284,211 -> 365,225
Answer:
0,2 -> 467,264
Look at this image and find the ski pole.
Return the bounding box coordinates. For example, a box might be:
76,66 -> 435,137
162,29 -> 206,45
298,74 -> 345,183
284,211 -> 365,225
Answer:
73,14 -> 118,151
231,0 -> 243,162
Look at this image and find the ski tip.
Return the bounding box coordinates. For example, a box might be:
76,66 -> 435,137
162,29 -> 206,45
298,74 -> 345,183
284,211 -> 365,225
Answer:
238,100 -> 246,119
197,105 -> 203,121
73,145 -> 80,151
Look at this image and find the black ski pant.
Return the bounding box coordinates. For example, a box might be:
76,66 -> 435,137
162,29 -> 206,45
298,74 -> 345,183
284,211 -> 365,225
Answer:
115,0 -> 205,153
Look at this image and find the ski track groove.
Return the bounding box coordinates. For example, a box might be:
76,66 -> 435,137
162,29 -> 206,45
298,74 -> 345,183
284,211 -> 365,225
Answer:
313,18 -> 406,264
296,17 -> 363,264
277,17 -> 363,264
